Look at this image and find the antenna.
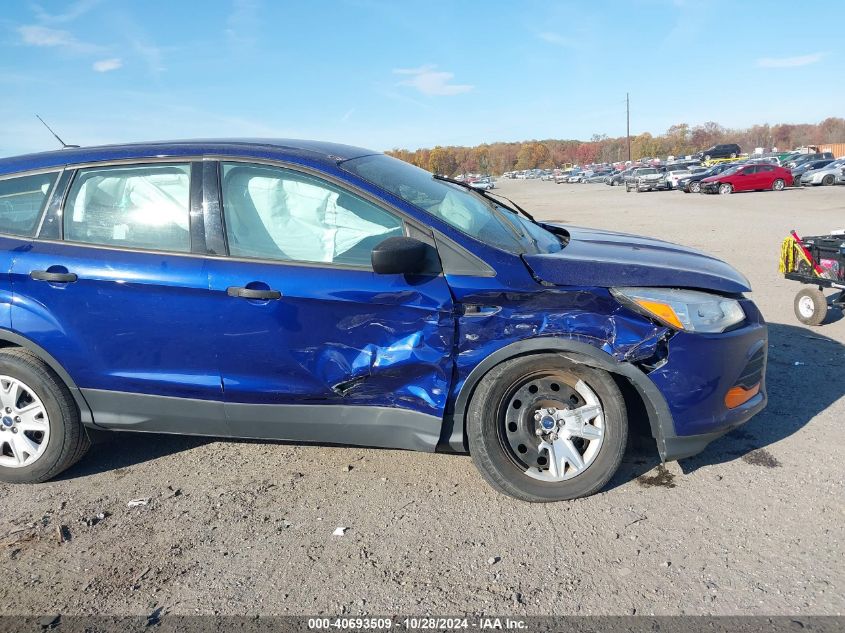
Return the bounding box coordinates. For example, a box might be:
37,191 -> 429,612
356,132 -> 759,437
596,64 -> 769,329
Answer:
35,115 -> 79,149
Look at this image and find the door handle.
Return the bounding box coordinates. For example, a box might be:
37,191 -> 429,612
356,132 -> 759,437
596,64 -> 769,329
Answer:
226,286 -> 282,300
30,270 -> 78,283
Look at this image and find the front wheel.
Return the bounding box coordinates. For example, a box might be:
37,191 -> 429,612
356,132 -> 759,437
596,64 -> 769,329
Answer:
0,349 -> 90,483
689,181 -> 701,193
794,288 -> 827,326
718,183 -> 733,195
772,178 -> 785,191
467,354 -> 627,502
822,174 -> 834,186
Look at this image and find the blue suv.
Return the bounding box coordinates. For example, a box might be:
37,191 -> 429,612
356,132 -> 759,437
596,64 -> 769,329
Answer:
0,140 -> 767,501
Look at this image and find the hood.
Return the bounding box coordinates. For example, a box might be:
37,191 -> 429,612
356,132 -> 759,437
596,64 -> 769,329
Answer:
524,225 -> 751,294
701,174 -> 723,182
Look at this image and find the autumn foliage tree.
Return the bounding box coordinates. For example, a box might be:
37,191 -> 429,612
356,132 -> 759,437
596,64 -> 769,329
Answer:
385,118 -> 845,176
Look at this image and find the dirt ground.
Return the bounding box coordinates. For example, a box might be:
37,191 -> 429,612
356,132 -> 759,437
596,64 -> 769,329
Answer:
1,180 -> 843,618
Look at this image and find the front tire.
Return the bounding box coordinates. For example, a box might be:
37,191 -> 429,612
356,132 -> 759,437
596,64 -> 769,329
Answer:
794,288 -> 827,326
772,178 -> 785,191
467,354 -> 627,502
689,181 -> 701,193
822,174 -> 834,186
0,349 -> 89,484
718,183 -> 733,195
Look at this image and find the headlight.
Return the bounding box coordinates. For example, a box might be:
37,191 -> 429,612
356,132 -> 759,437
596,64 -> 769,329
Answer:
611,287 -> 745,333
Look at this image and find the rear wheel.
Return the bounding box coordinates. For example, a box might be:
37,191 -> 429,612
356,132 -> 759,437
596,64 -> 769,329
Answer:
718,183 -> 733,195
794,288 -> 827,326
772,178 -> 785,191
467,354 -> 627,502
0,349 -> 89,484
730,152 -> 737,159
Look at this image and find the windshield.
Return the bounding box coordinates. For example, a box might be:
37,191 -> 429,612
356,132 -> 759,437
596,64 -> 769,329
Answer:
341,154 -> 561,255
638,168 -> 657,175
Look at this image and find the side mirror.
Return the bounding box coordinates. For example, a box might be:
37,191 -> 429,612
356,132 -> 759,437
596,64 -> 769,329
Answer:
371,236 -> 429,275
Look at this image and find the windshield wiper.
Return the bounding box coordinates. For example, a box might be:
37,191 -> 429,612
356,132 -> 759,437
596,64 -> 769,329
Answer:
433,174 -> 537,224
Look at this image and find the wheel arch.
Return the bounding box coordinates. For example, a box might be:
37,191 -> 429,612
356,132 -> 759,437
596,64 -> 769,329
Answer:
438,338 -> 675,461
0,330 -> 94,425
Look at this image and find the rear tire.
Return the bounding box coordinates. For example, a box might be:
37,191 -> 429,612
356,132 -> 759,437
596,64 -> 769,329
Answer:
0,349 -> 89,484
467,354 -> 627,502
794,288 -> 827,326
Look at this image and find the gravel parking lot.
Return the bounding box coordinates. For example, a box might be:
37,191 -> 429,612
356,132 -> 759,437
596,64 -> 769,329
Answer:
1,180 -> 843,618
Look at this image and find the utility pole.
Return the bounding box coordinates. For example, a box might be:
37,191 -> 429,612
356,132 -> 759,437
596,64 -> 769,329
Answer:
626,92 -> 631,161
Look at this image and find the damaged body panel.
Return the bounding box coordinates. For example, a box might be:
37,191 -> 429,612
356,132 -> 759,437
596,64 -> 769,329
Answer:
524,225 -> 752,294
208,258 -> 454,450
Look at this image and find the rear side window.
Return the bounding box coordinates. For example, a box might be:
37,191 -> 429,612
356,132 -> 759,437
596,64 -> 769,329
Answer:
0,172 -> 59,237
64,164 -> 191,252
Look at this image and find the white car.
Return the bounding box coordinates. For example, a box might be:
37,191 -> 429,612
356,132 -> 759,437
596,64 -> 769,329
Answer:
800,158 -> 845,186
663,166 -> 692,190
469,178 -> 494,190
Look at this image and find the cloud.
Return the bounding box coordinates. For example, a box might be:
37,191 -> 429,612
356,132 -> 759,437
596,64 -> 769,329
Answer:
18,24 -> 101,53
93,58 -> 122,72
32,0 -> 103,24
393,65 -> 473,96
226,0 -> 260,52
537,32 -> 576,47
757,52 -> 825,68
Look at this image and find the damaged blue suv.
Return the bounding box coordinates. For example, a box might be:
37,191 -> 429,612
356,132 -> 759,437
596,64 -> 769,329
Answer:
0,140 -> 766,501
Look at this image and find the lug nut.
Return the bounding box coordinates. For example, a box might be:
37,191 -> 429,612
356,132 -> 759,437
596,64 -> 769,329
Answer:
14,416 -> 20,423
11,427 -> 18,434
4,407 -> 10,413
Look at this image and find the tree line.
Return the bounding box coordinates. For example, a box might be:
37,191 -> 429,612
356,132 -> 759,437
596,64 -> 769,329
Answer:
385,118 -> 845,176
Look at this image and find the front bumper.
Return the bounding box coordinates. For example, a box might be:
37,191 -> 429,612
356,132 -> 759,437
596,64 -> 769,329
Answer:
645,299 -> 768,459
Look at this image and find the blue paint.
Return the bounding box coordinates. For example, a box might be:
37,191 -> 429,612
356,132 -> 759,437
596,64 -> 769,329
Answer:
0,140 -> 768,454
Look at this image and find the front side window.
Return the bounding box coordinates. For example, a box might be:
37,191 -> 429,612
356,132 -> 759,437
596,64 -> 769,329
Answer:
341,154 -> 561,254
64,164 -> 191,252
220,162 -> 403,266
0,172 -> 59,237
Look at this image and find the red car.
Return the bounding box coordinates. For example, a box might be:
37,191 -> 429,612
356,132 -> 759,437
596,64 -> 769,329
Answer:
700,164 -> 793,194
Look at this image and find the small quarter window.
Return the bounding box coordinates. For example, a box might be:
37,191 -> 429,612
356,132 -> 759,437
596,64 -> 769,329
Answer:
64,163 -> 191,252
0,172 -> 59,237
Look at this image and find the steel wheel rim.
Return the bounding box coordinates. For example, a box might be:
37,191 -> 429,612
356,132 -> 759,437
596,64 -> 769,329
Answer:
798,296 -> 815,318
499,371 -> 605,482
0,376 -> 50,468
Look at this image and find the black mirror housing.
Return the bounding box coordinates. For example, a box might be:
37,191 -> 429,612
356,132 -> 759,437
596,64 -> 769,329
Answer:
371,236 -> 429,275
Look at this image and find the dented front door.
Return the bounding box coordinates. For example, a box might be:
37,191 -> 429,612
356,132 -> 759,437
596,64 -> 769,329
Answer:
208,258 -> 455,450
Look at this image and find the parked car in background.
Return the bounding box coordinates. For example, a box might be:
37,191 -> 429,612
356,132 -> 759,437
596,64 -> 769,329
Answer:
784,152 -> 834,169
585,171 -> 612,183
799,158 -> 845,186
693,143 -> 741,162
791,159 -> 835,185
700,164 -> 792,194
0,139 -> 768,502
663,165 -> 695,190
677,164 -> 735,193
607,168 -> 633,186
469,177 -> 495,190
625,167 -> 663,192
